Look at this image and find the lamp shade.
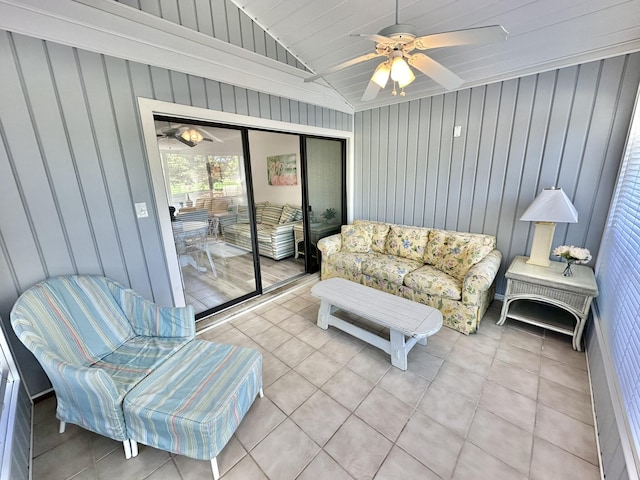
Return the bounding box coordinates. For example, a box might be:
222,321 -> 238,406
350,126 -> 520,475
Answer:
520,187 -> 578,223
390,56 -> 414,86
371,62 -> 391,88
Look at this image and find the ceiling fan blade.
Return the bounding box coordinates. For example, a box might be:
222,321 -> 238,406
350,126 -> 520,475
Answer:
351,33 -> 394,44
304,52 -> 385,82
408,53 -> 464,90
204,135 -> 224,143
413,25 -> 508,50
361,80 -> 382,102
176,136 -> 197,148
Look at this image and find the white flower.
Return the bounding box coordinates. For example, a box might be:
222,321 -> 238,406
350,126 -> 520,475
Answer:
552,245 -> 570,257
553,245 -> 592,264
569,246 -> 592,263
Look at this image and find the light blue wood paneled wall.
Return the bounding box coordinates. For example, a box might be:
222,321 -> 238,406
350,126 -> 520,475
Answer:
586,319 -> 633,480
115,0 -> 308,70
0,29 -> 352,396
354,54 -> 640,294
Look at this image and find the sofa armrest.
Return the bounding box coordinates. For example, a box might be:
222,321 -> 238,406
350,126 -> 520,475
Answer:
109,282 -> 196,339
317,233 -> 342,257
462,249 -> 502,305
270,221 -> 300,234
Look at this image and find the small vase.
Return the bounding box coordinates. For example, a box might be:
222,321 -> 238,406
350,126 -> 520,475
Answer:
563,261 -> 574,277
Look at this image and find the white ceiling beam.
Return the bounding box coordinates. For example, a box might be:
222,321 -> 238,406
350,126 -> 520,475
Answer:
0,0 -> 353,114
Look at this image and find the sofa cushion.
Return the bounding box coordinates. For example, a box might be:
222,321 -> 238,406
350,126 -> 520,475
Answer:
94,336 -> 188,396
255,224 -> 274,244
262,204 -> 284,225
292,207 -> 303,221
255,202 -> 267,223
341,224 -> 373,253
237,205 -> 250,224
404,265 -> 462,300
279,204 -> 297,224
384,225 -> 430,262
425,230 -> 494,280
362,254 -> 423,285
354,220 -> 391,253
329,252 -> 376,274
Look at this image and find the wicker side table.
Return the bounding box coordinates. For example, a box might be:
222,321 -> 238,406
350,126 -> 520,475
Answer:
498,255 -> 599,351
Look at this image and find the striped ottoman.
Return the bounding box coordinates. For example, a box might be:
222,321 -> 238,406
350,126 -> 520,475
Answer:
124,340 -> 262,479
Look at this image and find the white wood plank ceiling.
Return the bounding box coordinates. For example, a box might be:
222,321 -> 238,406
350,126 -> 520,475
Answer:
232,0 -> 640,111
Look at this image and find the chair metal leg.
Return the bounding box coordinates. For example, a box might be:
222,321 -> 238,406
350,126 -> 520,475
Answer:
131,440 -> 138,457
259,388 -> 264,398
204,248 -> 218,278
58,421 -> 66,434
123,440 -> 132,460
211,458 -> 220,480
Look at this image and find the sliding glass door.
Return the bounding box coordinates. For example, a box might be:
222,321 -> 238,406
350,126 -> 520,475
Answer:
302,137 -> 346,272
150,112 -> 347,317
155,117 -> 260,316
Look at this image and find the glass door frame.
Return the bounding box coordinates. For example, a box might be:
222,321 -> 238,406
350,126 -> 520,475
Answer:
300,135 -> 348,273
153,114 -> 264,319
138,98 -> 353,310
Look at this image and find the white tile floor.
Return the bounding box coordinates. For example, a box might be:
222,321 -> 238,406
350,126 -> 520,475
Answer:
32,281 -> 600,479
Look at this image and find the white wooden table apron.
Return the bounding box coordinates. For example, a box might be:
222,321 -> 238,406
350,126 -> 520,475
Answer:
311,278 -> 443,370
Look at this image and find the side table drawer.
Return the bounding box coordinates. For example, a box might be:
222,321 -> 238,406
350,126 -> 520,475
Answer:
507,280 -> 589,313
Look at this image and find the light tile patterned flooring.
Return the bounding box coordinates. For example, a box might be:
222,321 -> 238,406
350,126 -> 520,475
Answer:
33,281 -> 600,479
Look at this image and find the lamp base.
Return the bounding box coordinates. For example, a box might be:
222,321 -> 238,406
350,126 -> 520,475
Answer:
526,222 -> 556,267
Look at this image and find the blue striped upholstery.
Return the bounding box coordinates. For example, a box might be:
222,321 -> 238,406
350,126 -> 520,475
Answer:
10,276 -> 195,441
10,275 -> 263,465
124,340 -> 262,460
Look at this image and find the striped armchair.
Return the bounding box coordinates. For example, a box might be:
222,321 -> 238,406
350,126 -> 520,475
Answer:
11,276 -> 263,479
10,276 -> 196,457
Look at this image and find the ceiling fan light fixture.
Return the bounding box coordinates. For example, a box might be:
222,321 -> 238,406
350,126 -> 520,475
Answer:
181,128 -> 203,144
397,67 -> 415,88
390,56 -> 414,87
371,62 -> 391,88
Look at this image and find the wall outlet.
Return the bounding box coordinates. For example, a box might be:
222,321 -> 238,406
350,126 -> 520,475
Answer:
454,125 -> 462,137
135,202 -> 149,218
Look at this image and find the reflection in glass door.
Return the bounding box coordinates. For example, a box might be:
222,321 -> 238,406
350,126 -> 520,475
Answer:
155,118 -> 260,317
303,137 -> 346,272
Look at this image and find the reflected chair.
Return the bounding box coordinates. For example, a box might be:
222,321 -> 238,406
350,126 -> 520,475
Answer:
174,209 -> 217,277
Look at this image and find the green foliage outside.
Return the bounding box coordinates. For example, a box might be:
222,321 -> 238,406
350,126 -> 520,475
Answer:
165,154 -> 241,194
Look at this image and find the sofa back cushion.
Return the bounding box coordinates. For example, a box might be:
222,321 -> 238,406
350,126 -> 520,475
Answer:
353,219 -> 391,253
255,202 -> 268,223
384,225 -> 430,262
237,205 -> 250,224
425,230 -> 496,280
261,204 -> 284,225
279,204 -> 301,224
341,224 -> 374,253
210,197 -> 229,213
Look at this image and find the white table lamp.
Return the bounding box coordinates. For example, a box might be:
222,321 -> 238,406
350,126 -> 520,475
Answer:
520,187 -> 578,267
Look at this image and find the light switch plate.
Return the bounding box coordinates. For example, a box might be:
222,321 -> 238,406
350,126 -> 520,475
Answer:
135,202 -> 149,218
454,125 -> 462,137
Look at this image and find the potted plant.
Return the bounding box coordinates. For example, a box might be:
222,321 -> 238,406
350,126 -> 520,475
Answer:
321,208 -> 337,224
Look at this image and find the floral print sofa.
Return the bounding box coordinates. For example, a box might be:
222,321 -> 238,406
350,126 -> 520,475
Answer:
317,220 -> 502,334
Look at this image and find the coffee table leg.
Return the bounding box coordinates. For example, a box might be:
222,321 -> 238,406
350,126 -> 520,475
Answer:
317,300 -> 331,329
390,330 -> 408,370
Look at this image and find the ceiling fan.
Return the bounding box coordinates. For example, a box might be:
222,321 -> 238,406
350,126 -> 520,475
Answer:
304,0 -> 508,101
156,125 -> 223,147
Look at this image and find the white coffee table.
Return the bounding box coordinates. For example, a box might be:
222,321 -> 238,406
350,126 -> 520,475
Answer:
311,278 -> 443,370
